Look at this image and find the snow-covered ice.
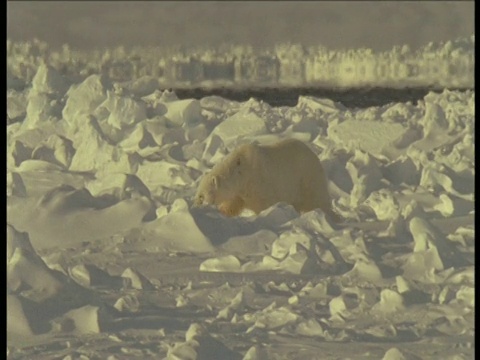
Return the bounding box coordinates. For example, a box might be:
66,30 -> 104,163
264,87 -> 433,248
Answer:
6,38 -> 474,359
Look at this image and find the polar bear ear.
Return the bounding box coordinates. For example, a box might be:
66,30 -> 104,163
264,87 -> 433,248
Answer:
211,176 -> 219,188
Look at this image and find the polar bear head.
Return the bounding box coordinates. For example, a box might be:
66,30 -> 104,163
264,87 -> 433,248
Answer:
194,151 -> 246,208
194,173 -> 222,206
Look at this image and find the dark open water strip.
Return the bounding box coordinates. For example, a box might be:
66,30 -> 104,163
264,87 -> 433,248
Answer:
173,87 -> 473,109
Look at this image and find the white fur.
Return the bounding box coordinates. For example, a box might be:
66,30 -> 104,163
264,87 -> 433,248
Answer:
195,138 -> 339,221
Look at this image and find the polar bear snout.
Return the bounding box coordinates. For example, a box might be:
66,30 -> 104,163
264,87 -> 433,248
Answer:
193,195 -> 205,207
193,192 -> 216,207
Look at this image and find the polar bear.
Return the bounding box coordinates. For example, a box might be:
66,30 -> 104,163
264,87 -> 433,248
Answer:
194,138 -> 340,222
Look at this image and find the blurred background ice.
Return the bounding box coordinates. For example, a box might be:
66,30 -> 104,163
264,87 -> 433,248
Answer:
7,1 -> 475,89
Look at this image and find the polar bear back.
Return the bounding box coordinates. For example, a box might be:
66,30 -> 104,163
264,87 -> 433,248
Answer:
235,139 -> 332,214
256,138 -> 324,186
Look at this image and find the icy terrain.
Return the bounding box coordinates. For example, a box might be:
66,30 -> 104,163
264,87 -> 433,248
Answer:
6,40 -> 475,359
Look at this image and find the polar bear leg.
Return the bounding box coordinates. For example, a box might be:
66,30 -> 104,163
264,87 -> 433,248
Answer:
219,196 -> 245,217
298,176 -> 320,212
323,206 -> 342,223
316,195 -> 341,223
304,177 -> 341,223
